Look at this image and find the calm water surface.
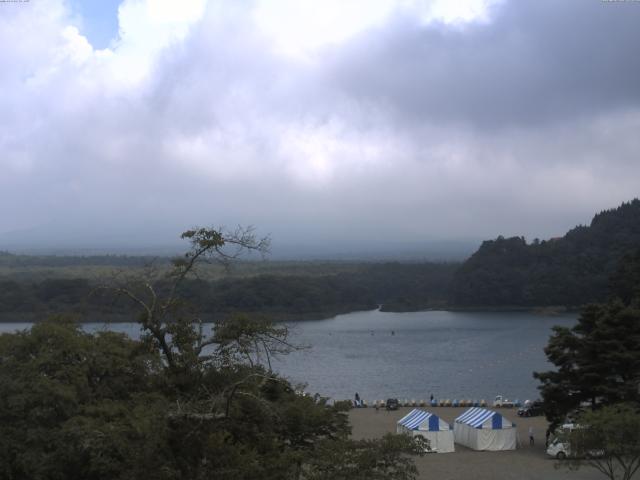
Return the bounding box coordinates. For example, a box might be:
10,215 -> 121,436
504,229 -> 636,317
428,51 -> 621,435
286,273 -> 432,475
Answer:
274,309 -> 577,403
0,309 -> 576,403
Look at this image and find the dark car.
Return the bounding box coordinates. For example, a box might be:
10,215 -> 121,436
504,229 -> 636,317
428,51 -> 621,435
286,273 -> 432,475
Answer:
518,400 -> 544,417
386,398 -> 399,411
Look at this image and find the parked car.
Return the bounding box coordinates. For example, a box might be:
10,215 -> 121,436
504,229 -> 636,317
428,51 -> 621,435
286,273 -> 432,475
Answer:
546,436 -> 604,459
518,400 -> 544,417
386,398 -> 399,411
546,424 -> 604,459
493,395 -> 515,408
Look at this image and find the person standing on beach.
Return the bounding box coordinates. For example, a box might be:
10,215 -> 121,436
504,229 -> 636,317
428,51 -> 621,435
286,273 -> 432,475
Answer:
355,392 -> 360,407
529,426 -> 534,446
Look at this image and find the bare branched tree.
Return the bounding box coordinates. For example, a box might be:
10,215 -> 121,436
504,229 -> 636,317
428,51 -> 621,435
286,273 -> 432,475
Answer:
97,226 -> 276,370
94,226 -> 313,427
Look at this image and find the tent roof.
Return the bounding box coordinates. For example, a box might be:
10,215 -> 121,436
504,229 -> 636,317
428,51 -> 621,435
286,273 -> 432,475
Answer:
397,409 -> 447,431
455,407 -> 513,429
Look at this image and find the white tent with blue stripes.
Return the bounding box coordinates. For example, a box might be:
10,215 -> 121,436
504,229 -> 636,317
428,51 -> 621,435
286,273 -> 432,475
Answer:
396,409 -> 455,453
453,407 -> 517,451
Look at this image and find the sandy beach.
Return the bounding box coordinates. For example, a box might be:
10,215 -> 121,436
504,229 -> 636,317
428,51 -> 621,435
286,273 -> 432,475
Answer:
349,406 -> 603,480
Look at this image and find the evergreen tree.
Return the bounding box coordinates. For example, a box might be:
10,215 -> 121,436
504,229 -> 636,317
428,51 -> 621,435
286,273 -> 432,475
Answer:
534,249 -> 640,431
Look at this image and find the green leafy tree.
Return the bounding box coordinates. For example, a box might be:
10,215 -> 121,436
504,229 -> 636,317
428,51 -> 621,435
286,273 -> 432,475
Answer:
562,404 -> 640,480
304,434 -> 428,480
0,226 -> 426,480
0,317 -> 171,479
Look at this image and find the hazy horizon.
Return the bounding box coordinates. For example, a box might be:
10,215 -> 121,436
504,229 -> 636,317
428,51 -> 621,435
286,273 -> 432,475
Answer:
0,233 -> 481,261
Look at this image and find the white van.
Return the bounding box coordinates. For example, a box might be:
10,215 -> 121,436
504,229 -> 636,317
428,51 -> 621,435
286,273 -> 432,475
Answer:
546,436 -> 570,459
546,424 -> 603,459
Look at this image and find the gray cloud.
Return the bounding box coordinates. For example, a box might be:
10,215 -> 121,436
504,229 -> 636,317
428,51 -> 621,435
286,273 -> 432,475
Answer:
0,0 -> 639,256
327,0 -> 640,129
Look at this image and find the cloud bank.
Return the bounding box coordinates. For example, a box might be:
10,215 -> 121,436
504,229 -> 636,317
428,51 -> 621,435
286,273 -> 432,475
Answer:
1,0 -> 639,254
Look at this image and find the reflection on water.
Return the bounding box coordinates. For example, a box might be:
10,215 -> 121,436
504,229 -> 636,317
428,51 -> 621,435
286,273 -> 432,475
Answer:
0,309 -> 576,403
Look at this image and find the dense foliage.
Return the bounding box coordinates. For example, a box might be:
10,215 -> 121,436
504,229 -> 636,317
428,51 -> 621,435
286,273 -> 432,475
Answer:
0,319 -> 368,479
534,248 -> 640,431
0,320 -> 170,479
565,404 -> 640,480
451,199 -> 640,307
535,247 -> 640,480
534,299 -> 640,431
0,227 -> 425,479
0,262 -> 457,320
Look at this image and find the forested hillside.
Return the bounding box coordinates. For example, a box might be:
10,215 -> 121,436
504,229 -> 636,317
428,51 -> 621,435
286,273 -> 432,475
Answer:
450,199 -> 640,307
0,262 -> 457,321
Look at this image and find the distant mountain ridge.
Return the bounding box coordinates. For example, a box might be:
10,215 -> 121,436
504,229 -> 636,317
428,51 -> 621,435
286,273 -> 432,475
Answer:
450,199 -> 640,307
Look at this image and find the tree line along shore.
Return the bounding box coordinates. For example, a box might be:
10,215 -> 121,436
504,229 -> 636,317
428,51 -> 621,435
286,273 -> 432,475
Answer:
1,199 -> 640,321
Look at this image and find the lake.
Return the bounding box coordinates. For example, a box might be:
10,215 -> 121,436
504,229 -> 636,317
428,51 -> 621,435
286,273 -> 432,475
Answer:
0,309 -> 576,404
273,309 -> 576,403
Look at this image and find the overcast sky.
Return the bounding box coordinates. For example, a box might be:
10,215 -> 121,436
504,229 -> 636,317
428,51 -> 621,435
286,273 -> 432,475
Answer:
1,0 -> 639,255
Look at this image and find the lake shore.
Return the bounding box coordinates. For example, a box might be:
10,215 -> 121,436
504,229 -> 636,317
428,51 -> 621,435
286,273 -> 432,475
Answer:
0,304 -> 580,323
348,406 -> 601,480
0,308 -> 371,324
